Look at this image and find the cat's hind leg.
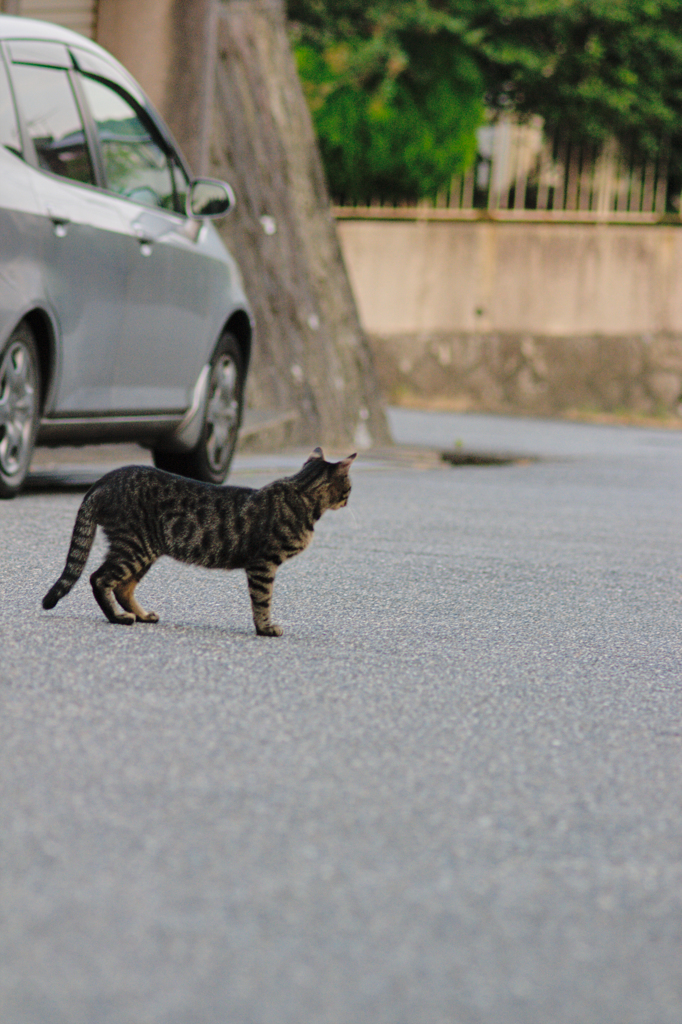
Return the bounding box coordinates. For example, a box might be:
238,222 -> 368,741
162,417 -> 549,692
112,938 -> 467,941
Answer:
114,578 -> 159,623
90,560 -> 136,624
246,562 -> 283,637
90,555 -> 155,625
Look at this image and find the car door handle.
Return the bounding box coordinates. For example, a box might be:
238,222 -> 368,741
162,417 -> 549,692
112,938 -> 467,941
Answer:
132,225 -> 154,256
48,213 -> 71,238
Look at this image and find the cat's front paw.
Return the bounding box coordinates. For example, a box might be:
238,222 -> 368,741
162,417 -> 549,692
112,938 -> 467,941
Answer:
256,623 -> 283,637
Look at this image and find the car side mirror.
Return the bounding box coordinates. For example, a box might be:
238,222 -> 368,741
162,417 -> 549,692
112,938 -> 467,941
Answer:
187,178 -> 235,219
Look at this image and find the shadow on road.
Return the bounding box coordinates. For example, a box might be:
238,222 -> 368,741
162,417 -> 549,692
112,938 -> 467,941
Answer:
25,470 -> 100,493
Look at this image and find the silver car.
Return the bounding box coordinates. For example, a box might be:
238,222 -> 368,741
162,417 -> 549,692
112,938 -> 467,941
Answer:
0,14 -> 253,497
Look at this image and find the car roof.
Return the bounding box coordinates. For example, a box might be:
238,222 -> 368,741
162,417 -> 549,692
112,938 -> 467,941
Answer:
0,14 -> 131,78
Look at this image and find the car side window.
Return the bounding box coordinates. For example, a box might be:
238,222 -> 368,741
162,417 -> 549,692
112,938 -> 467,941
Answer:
79,74 -> 182,213
0,54 -> 22,157
9,63 -> 94,183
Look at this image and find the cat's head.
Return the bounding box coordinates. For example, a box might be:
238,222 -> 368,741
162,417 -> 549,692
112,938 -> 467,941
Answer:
300,447 -> 357,509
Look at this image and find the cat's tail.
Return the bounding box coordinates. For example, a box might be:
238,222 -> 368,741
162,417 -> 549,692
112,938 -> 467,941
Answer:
42,495 -> 98,610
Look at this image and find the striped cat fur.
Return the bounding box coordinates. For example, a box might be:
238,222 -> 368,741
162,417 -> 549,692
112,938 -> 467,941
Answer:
43,447 -> 356,636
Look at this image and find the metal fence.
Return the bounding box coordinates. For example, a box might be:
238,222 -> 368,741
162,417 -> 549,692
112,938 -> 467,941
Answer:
334,117 -> 677,223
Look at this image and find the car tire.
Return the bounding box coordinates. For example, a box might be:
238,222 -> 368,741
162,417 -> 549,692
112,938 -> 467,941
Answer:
153,331 -> 244,484
0,322 -> 41,499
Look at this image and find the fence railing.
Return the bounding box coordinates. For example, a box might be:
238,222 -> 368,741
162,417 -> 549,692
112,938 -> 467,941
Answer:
334,118 -> 678,224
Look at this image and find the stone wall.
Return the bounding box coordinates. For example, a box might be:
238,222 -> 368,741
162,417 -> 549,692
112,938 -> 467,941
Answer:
336,218 -> 682,417
370,330 -> 682,416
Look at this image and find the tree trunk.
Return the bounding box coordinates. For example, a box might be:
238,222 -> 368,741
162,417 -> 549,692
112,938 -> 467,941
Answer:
209,0 -> 390,451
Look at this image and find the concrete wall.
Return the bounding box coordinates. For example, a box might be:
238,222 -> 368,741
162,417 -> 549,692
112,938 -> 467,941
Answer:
336,218 -> 682,416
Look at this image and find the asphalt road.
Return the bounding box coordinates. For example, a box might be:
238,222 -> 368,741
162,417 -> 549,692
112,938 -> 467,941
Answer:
1,408 -> 682,1024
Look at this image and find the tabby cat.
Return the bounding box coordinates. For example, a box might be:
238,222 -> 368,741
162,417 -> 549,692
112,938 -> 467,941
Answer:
43,447 -> 356,636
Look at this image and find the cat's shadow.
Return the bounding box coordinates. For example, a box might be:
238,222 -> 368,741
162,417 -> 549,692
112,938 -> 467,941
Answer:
39,610 -> 317,642
40,610 -> 254,638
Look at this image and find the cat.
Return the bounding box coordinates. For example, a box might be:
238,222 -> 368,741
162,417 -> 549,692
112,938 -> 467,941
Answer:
42,447 -> 356,637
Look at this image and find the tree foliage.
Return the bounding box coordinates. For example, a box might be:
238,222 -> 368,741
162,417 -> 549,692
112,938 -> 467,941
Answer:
472,0 -> 682,165
287,0 -> 682,200
287,2 -> 484,202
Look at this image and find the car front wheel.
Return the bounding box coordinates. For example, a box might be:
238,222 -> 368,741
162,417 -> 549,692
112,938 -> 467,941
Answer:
0,322 -> 41,499
153,331 -> 244,484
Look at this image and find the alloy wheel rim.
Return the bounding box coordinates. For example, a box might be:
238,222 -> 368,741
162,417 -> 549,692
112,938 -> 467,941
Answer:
205,354 -> 239,475
0,341 -> 37,478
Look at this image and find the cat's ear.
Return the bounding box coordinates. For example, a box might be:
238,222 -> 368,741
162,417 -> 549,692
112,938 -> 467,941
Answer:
335,452 -> 357,474
304,446 -> 325,465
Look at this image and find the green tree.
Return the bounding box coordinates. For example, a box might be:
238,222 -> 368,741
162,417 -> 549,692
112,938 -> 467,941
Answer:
288,2 -> 485,202
288,0 -> 682,203
471,0 -> 682,171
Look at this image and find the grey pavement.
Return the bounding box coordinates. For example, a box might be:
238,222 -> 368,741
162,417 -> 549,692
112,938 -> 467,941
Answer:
1,408 -> 682,1024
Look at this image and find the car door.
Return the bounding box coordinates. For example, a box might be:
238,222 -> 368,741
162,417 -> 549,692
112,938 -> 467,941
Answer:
5,41 -> 130,415
75,65 -> 223,413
